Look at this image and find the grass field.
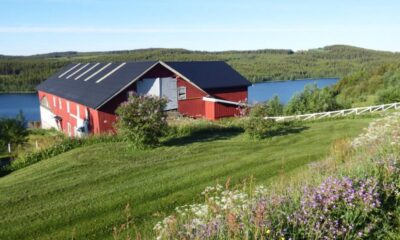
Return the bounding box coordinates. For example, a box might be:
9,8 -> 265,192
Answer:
0,118 -> 372,239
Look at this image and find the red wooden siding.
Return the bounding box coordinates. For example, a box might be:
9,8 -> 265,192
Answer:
208,87 -> 248,102
206,87 -> 248,120
38,91 -> 100,136
177,77 -> 206,118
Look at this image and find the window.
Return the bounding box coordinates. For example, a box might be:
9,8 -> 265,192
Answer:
178,86 -> 187,100
67,122 -> 72,137
40,96 -> 50,109
67,101 -> 70,113
77,105 -> 80,118
59,98 -> 62,110
53,96 -> 56,107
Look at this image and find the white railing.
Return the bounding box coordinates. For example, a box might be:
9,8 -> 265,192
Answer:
265,102 -> 400,121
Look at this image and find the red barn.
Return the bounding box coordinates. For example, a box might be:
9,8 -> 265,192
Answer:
36,61 -> 251,136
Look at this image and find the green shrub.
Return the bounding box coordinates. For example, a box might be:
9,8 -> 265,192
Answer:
285,84 -> 344,115
377,86 -> 400,104
115,95 -> 168,149
245,104 -> 274,139
266,95 -> 284,116
245,103 -> 299,139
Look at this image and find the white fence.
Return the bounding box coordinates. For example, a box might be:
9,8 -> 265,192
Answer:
265,102 -> 400,122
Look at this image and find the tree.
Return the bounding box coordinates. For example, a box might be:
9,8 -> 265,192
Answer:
377,86 -> 400,104
0,111 -> 28,153
285,84 -> 344,115
115,95 -> 168,149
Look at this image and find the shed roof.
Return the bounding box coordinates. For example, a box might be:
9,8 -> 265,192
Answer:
36,61 -> 251,109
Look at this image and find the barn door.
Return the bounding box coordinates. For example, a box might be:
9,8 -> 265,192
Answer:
136,77 -> 177,110
136,78 -> 160,96
161,77 -> 178,110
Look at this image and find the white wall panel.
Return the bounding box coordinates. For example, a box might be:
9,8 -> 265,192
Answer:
137,78 -> 160,96
40,106 -> 58,129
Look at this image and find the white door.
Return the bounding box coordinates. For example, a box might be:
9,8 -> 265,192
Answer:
136,78 -> 160,96
161,77 -> 178,110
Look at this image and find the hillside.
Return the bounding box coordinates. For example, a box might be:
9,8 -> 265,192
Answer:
336,62 -> 400,105
0,118 -> 372,239
1,45 -> 400,92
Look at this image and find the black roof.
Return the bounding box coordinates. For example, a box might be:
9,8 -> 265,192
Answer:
36,61 -> 250,109
165,61 -> 251,90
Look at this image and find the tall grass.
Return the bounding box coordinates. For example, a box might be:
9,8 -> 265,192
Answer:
1,134 -> 120,175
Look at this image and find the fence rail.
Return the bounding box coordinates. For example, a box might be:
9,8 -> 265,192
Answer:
264,102 -> 400,122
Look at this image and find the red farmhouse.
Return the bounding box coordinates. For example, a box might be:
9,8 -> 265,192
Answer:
36,61 -> 251,137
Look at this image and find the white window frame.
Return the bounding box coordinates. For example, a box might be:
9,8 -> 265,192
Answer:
178,86 -> 187,100
53,96 -> 56,107
67,101 -> 70,113
40,96 -> 50,109
59,98 -> 62,110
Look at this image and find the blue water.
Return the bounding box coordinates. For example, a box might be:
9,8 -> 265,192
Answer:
0,93 -> 40,122
248,78 -> 339,104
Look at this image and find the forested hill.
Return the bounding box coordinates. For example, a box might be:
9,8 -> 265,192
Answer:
1,45 -> 400,92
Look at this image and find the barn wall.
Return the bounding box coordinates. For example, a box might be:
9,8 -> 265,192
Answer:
38,91 -> 100,136
177,77 -> 206,118
205,87 -> 248,120
141,63 -> 174,78
208,87 -> 248,102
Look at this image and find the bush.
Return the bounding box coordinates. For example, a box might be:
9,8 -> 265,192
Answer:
376,86 -> 400,104
285,84 -> 344,115
0,111 -> 28,153
245,102 -> 300,139
115,95 -> 168,149
266,96 -> 284,117
245,104 -> 275,139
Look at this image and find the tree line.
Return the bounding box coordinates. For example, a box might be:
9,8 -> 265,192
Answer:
1,45 -> 400,92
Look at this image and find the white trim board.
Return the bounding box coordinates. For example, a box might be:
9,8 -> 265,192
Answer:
202,96 -> 245,106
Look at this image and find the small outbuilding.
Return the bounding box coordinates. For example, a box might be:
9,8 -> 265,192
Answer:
36,61 -> 251,136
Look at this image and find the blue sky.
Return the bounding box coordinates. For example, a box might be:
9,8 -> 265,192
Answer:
1,0 -> 400,55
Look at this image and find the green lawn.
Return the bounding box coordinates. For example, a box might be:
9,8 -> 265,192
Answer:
0,118 -> 372,239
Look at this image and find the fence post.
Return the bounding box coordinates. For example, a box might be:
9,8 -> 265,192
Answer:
8,143 -> 11,153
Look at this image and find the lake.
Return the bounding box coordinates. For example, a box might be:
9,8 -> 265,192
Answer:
0,78 -> 339,122
0,94 -> 40,122
248,78 -> 339,104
